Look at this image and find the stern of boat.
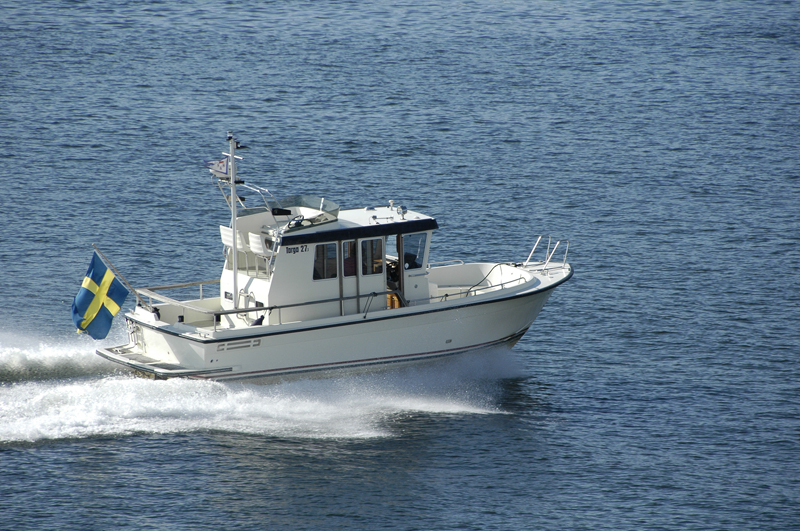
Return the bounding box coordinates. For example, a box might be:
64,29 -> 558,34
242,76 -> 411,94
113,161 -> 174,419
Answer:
97,304 -> 233,379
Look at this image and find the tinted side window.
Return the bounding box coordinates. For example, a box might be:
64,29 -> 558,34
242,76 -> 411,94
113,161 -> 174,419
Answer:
342,240 -> 357,277
361,238 -> 383,276
313,243 -> 337,280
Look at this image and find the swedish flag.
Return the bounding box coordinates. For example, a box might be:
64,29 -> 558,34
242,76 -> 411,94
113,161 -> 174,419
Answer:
71,252 -> 129,339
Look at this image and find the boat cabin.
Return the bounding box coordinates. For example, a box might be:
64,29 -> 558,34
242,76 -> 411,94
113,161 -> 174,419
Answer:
218,195 -> 438,327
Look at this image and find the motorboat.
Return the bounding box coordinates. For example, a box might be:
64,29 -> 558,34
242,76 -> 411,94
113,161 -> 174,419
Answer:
96,134 -> 573,382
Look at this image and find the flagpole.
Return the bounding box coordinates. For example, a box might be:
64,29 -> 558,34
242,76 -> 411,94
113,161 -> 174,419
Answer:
228,132 -> 239,310
91,243 -> 151,311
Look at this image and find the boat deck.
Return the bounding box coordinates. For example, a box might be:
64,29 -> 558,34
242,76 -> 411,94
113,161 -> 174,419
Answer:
97,344 -> 233,379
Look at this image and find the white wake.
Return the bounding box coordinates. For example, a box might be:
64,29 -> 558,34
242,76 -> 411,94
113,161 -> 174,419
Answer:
0,333 -> 525,443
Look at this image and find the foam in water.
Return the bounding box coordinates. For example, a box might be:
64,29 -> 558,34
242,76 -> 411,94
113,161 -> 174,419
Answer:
0,339 -> 525,444
0,331 -> 122,382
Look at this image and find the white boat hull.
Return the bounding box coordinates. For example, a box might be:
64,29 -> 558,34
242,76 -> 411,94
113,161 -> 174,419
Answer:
88,136 -> 574,383
97,270 -> 569,382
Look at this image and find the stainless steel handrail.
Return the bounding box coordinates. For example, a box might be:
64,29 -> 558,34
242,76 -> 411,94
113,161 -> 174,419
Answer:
136,282 -> 407,330
428,259 -> 465,268
542,240 -> 560,272
524,236 -> 543,267
465,274 -> 527,297
225,289 -> 408,328
523,236 -> 569,271
430,274 -> 527,304
141,279 -> 220,292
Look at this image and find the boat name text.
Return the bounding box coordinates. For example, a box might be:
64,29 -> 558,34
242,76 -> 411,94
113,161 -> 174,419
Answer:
285,245 -> 309,254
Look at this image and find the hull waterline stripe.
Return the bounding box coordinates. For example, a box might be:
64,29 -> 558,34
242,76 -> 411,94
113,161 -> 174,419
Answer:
192,328 -> 528,381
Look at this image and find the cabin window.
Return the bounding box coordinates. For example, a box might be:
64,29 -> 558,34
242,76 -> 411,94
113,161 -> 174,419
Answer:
361,238 -> 383,276
313,243 -> 337,280
342,240 -> 357,277
403,233 -> 427,270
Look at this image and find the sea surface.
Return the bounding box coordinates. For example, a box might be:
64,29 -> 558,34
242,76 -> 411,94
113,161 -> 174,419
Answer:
1,1 -> 799,529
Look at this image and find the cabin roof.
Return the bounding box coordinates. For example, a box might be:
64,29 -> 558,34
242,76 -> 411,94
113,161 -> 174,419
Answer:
280,206 -> 438,246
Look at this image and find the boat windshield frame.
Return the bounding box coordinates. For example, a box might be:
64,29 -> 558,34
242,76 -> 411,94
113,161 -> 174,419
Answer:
278,195 -> 340,217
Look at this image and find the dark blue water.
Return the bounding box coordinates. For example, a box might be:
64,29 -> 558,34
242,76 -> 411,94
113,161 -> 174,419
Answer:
2,1 -> 799,529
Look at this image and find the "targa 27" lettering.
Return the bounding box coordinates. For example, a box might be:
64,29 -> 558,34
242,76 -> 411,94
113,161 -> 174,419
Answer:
285,245 -> 309,254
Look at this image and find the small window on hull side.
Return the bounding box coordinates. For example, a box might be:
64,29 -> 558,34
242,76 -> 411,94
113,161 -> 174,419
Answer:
313,243 -> 338,280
